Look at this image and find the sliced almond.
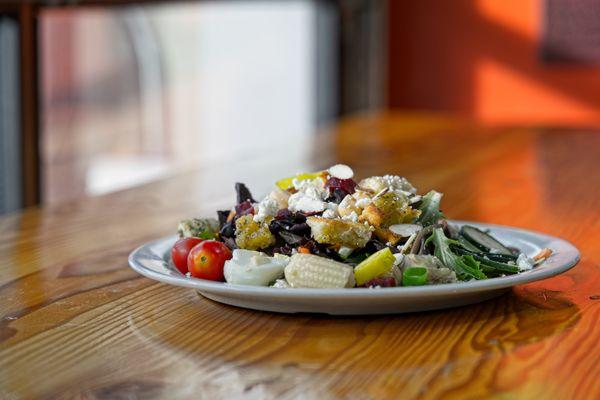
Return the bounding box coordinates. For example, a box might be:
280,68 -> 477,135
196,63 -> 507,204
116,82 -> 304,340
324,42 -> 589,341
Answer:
389,223 -> 422,237
328,164 -> 354,180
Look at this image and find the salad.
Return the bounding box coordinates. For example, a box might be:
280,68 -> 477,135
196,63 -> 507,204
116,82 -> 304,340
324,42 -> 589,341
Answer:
171,165 -> 552,289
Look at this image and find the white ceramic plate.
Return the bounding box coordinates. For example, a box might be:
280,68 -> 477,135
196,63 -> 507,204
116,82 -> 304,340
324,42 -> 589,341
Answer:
128,221 -> 579,315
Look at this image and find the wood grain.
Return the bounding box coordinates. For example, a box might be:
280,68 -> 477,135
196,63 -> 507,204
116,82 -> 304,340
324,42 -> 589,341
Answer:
1,112 -> 599,399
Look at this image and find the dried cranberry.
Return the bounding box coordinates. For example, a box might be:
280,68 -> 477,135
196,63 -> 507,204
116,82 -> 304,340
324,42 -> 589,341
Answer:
325,177 -> 357,195
361,276 -> 396,288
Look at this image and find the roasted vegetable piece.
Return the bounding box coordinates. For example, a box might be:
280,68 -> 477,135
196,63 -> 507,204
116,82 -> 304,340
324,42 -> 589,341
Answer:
354,247 -> 396,286
284,253 -> 355,288
235,215 -> 276,250
178,218 -> 219,239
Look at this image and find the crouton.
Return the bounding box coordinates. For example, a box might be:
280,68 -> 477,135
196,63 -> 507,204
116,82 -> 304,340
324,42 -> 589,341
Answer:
306,216 -> 372,248
360,192 -> 420,228
235,215 -> 276,250
338,195 -> 361,217
373,227 -> 403,246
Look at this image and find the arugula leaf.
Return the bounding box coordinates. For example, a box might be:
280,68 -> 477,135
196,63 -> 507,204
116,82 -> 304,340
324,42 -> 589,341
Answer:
455,254 -> 487,280
425,228 -> 487,280
417,190 -> 444,226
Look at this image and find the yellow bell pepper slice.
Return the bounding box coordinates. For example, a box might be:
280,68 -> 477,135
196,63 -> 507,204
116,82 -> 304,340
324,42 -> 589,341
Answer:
276,171 -> 325,191
354,248 -> 395,286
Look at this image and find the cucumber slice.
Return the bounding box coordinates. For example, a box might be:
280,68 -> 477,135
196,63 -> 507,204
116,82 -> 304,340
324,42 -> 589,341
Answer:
460,225 -> 512,256
484,252 -> 518,263
472,255 -> 519,274
454,241 -> 518,263
478,264 -> 504,278
457,236 -> 483,253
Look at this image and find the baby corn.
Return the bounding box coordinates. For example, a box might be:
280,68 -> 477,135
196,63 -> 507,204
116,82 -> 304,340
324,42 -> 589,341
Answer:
285,254 -> 355,288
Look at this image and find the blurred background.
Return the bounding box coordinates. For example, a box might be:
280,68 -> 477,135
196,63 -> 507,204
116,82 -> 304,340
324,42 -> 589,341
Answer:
1,0 -> 600,215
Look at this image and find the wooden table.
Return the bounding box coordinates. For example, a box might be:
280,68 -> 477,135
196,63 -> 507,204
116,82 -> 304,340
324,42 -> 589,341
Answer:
1,113 -> 599,399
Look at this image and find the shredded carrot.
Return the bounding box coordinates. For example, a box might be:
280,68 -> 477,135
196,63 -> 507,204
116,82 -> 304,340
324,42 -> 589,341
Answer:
533,248 -> 553,261
226,210 -> 236,222
298,247 -> 311,254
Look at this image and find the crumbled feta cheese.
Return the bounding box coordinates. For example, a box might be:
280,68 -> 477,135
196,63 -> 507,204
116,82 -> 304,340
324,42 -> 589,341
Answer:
325,202 -> 338,210
409,195 -> 422,204
291,178 -> 304,191
271,279 -> 290,288
287,177 -> 329,213
341,211 -> 359,222
338,246 -> 353,258
253,197 -> 279,222
288,193 -> 326,213
292,177 -> 327,194
517,253 -> 534,271
359,175 -> 417,196
355,197 -> 371,208
322,209 -> 337,219
382,175 -> 417,194
393,253 -> 404,266
373,188 -> 389,200
268,187 -> 290,209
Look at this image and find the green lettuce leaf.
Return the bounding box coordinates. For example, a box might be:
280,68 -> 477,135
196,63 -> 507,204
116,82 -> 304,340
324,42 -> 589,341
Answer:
425,228 -> 487,280
417,190 -> 444,226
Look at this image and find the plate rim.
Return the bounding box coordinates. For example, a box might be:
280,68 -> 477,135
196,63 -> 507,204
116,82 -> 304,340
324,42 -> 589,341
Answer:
128,220 -> 580,298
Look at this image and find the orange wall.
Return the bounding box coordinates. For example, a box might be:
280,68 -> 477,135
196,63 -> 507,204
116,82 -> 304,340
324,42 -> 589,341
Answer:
387,0 -> 600,125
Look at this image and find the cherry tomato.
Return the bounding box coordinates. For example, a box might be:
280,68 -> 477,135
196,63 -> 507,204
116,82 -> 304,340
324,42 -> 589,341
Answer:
171,237 -> 204,274
187,240 -> 232,281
